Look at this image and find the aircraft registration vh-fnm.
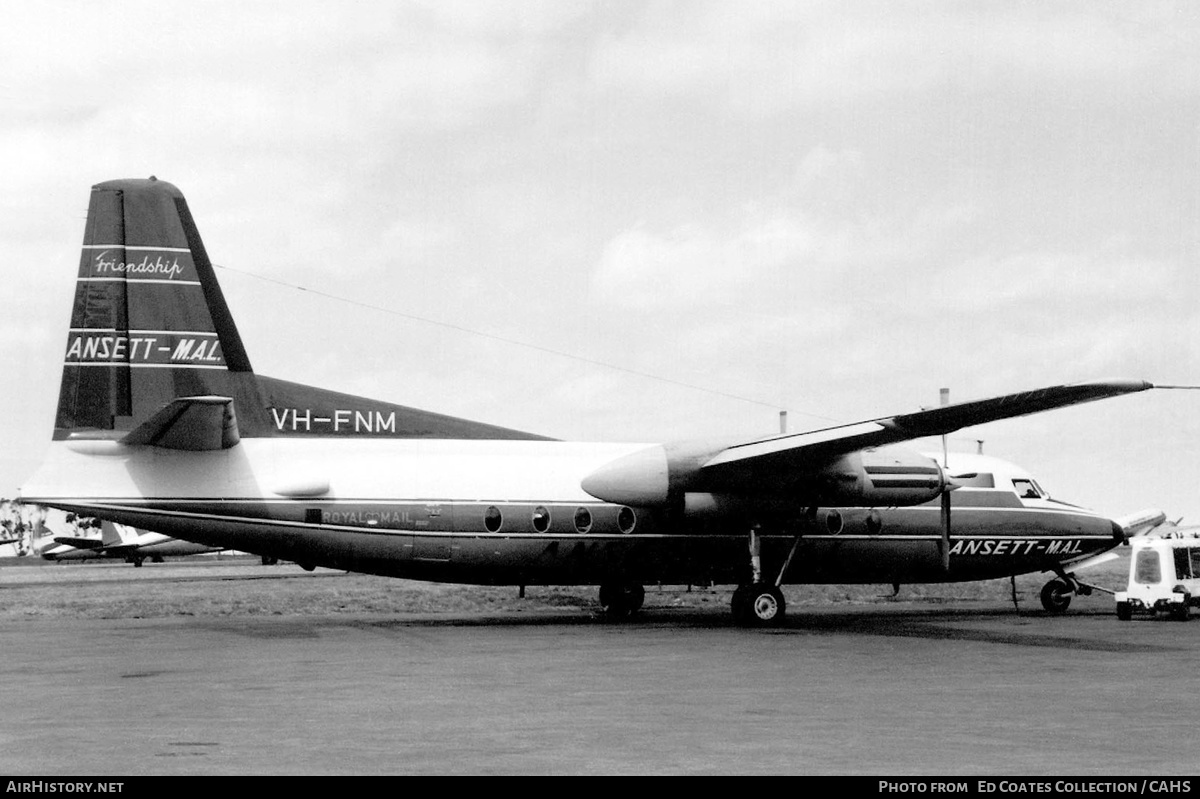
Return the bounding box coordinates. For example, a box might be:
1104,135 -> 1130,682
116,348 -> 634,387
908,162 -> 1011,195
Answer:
17,178 -> 1191,626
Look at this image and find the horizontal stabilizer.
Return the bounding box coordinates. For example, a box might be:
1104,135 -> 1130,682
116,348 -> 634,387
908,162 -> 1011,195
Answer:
121,396 -> 241,451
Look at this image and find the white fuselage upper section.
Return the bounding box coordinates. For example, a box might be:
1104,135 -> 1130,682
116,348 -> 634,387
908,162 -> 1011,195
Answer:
24,438 -> 655,504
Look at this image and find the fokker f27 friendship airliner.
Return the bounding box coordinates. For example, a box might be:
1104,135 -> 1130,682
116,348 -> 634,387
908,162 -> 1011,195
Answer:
19,178 -> 1187,625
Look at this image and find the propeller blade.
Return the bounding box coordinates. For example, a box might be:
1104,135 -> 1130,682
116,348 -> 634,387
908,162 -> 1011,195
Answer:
940,488 -> 952,572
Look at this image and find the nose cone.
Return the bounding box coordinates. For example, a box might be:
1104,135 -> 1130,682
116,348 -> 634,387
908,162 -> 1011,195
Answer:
581,445 -> 670,506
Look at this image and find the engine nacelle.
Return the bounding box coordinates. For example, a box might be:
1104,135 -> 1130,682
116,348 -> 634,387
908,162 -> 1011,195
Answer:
812,448 -> 946,506
580,441 -> 946,509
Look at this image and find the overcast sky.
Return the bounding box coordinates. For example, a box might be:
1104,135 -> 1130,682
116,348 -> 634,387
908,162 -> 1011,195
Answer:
2,1 -> 1198,525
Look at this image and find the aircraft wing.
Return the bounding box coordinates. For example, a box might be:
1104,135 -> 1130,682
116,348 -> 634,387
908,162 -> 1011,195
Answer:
584,379 -> 1159,506
702,380 -> 1154,478
52,536 -> 106,550
93,543 -> 142,556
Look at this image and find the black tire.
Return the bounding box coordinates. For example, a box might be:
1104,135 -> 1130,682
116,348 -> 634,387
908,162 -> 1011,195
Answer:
730,585 -> 751,622
1040,579 -> 1072,613
599,582 -> 644,619
1116,601 -> 1132,621
1172,594 -> 1191,622
626,584 -> 645,613
736,584 -> 786,627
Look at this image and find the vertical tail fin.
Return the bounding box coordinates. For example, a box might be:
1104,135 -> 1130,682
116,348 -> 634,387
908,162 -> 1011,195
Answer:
99,519 -> 127,548
56,177 -> 255,438
54,177 -> 549,444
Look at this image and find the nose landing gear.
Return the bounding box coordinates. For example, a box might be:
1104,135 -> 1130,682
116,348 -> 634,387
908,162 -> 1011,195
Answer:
1039,568 -> 1104,614
1040,578 -> 1074,613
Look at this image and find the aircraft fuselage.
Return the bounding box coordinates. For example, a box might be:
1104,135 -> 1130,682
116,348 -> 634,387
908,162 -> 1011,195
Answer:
24,438 -> 1122,587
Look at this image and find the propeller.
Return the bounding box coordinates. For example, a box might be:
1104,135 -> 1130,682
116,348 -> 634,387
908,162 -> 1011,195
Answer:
940,482 -> 952,572
938,470 -> 963,572
940,388 -> 951,571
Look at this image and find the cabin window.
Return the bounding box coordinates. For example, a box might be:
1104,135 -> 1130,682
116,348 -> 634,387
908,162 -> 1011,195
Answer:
305,508 -> 322,524
1174,548 -> 1194,580
1011,479 -> 1042,499
617,506 -> 636,534
826,510 -> 843,535
1191,548 -> 1200,578
1134,550 -> 1162,584
532,506 -> 551,533
574,507 -> 592,533
484,506 -> 503,533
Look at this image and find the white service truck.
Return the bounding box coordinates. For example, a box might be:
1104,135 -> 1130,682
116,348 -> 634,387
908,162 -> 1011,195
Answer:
1115,532 -> 1200,621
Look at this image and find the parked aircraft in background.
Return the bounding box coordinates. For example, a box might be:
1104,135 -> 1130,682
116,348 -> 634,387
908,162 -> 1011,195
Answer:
43,518 -> 225,566
1112,509 -> 1172,540
18,178 -> 1194,624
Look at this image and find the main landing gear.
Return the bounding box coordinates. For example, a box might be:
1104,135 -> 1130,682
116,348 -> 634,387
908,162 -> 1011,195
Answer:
598,582 -> 645,619
731,526 -> 800,627
596,527 -> 799,626
731,583 -> 786,626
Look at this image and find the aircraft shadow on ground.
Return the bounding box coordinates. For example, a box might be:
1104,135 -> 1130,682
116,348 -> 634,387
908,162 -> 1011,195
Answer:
191,603 -> 1181,655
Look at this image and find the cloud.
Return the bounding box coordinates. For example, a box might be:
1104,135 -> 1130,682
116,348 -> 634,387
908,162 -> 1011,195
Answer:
589,185 -> 978,314
590,215 -> 816,309
795,146 -> 866,191
585,1 -> 1200,116
3,2 -> 592,152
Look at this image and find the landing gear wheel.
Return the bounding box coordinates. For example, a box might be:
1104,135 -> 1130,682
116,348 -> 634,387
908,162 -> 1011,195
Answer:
1171,594 -> 1191,622
733,584 -> 786,627
1116,601 -> 1132,621
599,583 -> 645,619
730,586 -> 751,620
1040,579 -> 1072,614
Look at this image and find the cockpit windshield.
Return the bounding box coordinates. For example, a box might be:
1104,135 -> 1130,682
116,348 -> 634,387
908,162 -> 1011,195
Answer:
1011,478 -> 1046,500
